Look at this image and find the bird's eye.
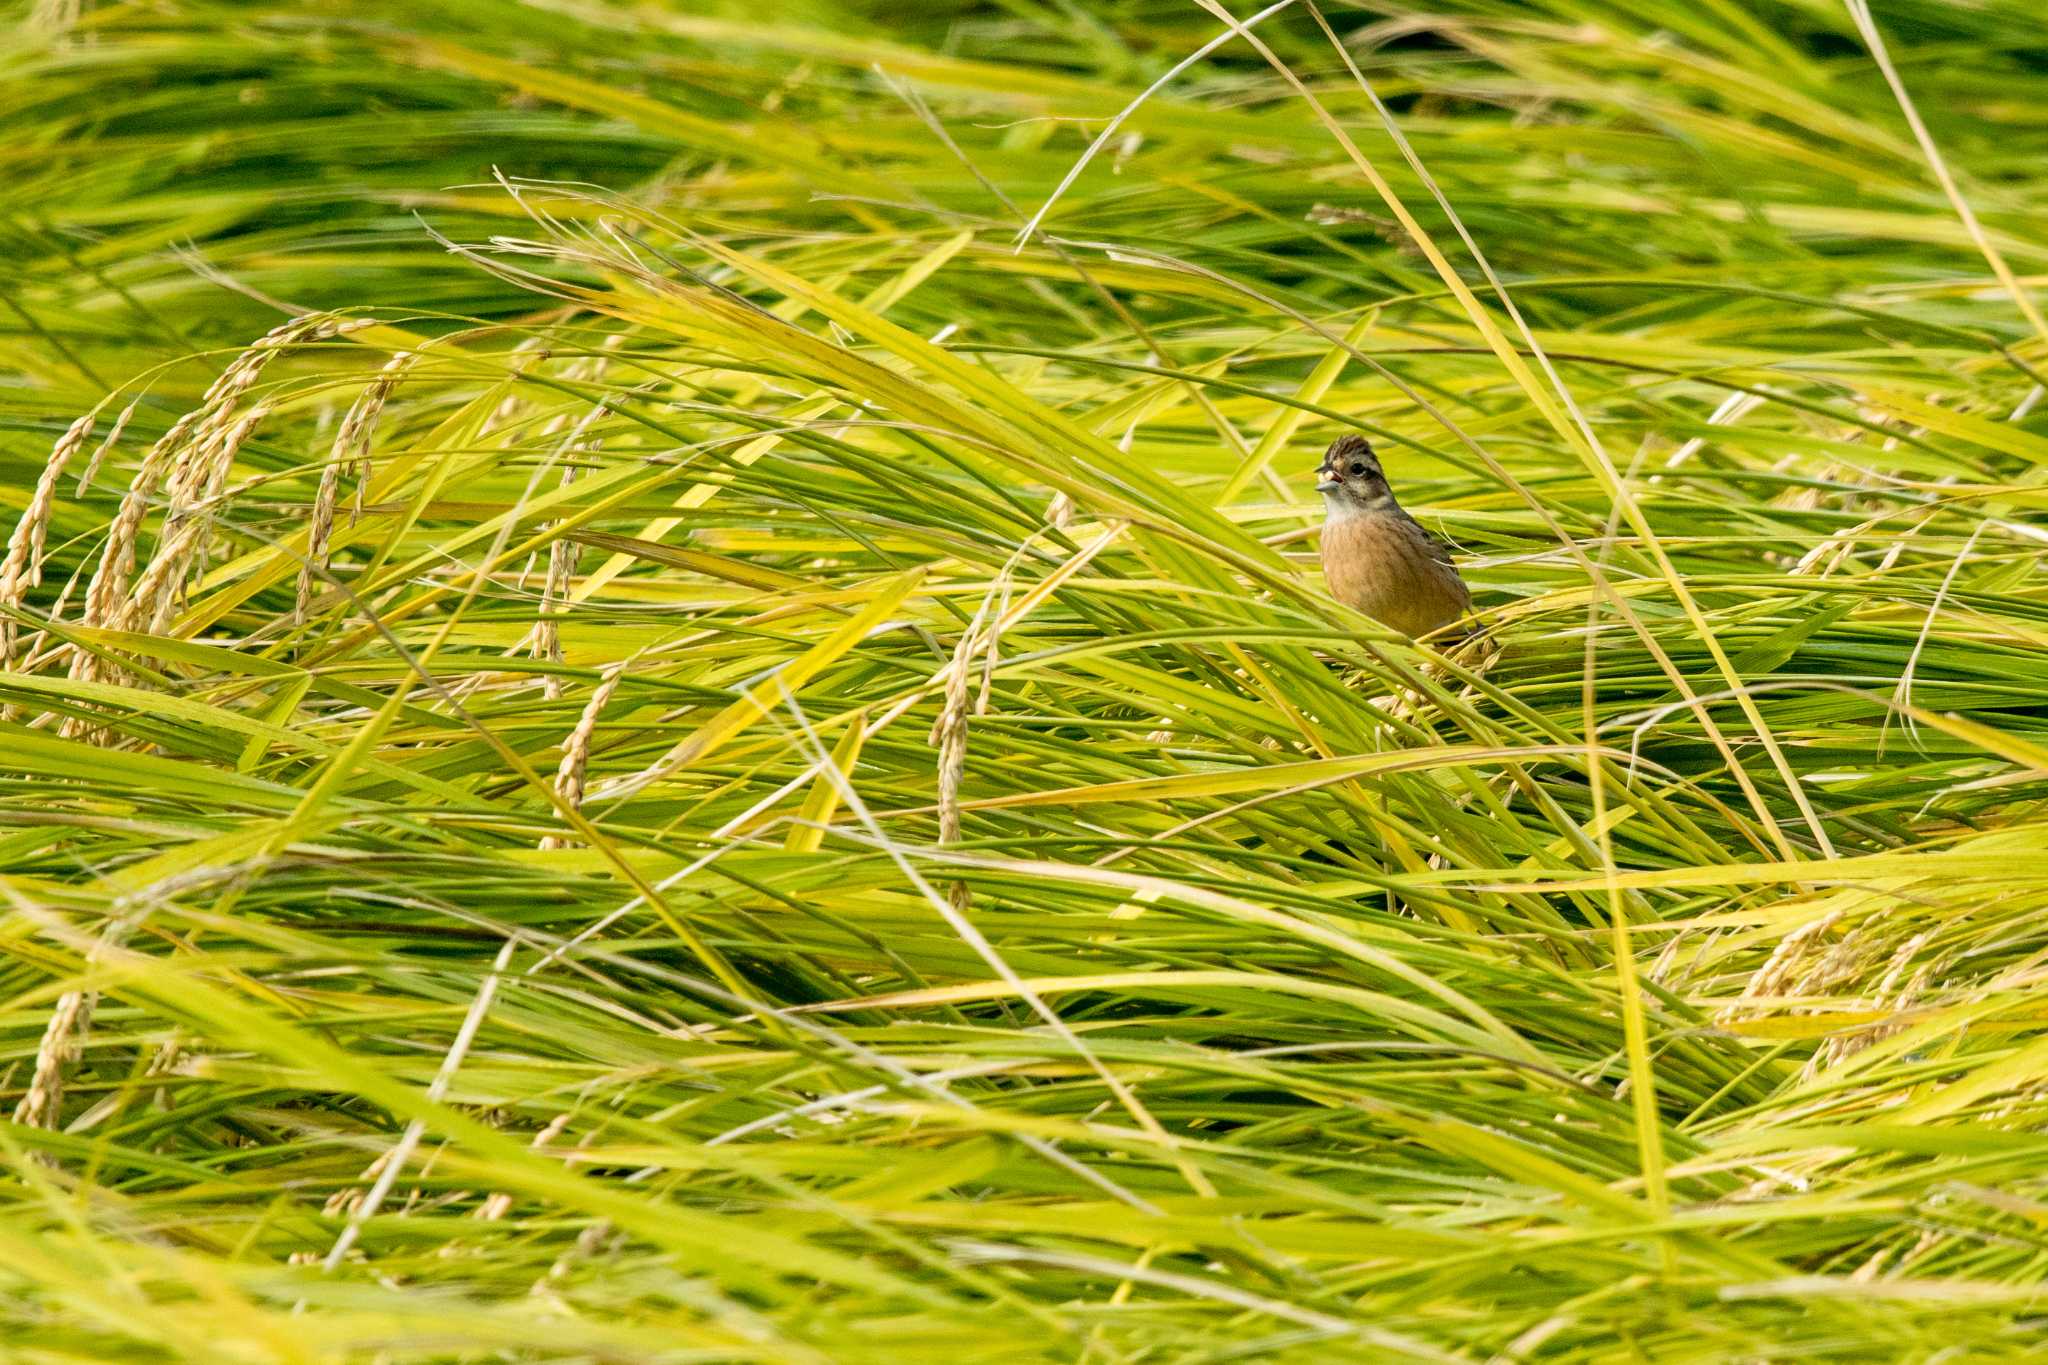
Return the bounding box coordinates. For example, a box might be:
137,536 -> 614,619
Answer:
1349,461 -> 1366,475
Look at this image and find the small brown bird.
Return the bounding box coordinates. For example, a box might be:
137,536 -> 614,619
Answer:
1315,434 -> 1471,639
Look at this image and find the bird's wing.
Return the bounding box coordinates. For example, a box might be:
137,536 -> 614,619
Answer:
1414,520 -> 1460,572
1404,516 -> 1473,619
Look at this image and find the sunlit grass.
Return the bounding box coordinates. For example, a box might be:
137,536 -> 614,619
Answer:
5,1 -> 2048,1360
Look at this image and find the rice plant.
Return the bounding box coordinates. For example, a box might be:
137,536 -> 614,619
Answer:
5,1 -> 2048,1359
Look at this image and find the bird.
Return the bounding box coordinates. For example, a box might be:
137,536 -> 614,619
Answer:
1314,434 -> 1472,640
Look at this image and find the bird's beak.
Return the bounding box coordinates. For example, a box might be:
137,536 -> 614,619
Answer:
1315,476 -> 1339,493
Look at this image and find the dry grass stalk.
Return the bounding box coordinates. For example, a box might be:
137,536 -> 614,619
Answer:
74,397 -> 138,497
0,410 -> 97,660
132,400 -> 273,636
299,350 -> 416,624
976,571 -> 1012,718
77,405 -> 201,640
521,379 -> 613,687
100,314 -> 364,631
1,566 -> 86,725
482,337 -> 554,440
922,544 -> 1036,910
12,910 -> 146,1136
320,935 -> 516,1270
1716,907 -> 1850,1027
540,666 -> 622,851
12,986 -> 95,1131
533,462 -> 586,698
58,315 -> 368,732
1818,928 -> 1940,1068
460,667 -> 619,1225
929,615 -> 986,912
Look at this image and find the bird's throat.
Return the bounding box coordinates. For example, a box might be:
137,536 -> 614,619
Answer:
1322,492 -> 1392,522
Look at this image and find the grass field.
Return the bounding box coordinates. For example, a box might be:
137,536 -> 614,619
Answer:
6,1 -> 2048,1359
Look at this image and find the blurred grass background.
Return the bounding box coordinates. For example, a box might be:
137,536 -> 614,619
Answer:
5,0 -> 2048,1359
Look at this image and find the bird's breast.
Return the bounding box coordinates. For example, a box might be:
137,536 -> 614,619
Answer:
1320,513 -> 1469,637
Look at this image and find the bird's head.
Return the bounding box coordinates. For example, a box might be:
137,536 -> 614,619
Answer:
1315,434 -> 1392,510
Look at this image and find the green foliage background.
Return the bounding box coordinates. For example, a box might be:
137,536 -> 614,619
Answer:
5,1 -> 2048,1359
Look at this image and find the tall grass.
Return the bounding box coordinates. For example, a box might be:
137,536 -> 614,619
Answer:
5,0 -> 2048,1359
